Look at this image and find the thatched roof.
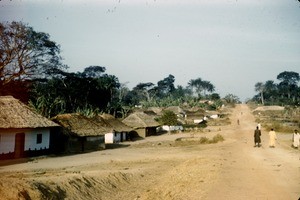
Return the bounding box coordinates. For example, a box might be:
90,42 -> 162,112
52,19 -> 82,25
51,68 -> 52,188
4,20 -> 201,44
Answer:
0,96 -> 58,129
122,112 -> 160,129
147,107 -> 163,115
184,108 -> 206,120
164,106 -> 185,115
99,114 -> 132,132
52,113 -> 113,137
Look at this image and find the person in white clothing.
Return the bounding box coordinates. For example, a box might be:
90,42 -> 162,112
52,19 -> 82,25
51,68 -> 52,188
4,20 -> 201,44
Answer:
257,123 -> 261,130
292,130 -> 300,148
269,128 -> 277,148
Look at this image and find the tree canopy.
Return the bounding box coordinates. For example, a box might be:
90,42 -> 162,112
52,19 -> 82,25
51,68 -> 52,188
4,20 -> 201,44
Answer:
0,21 -> 63,85
253,71 -> 300,105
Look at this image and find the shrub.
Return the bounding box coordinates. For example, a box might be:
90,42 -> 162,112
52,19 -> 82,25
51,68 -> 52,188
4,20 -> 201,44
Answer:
199,137 -> 209,144
159,110 -> 178,126
210,134 -> 225,143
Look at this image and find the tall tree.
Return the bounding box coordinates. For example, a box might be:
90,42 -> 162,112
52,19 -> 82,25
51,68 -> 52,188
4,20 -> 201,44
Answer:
156,74 -> 175,98
82,66 -> 106,78
224,94 -> 240,104
188,78 -> 215,98
263,80 -> 278,104
0,21 -> 63,85
254,82 -> 265,105
277,71 -> 299,100
132,82 -> 155,102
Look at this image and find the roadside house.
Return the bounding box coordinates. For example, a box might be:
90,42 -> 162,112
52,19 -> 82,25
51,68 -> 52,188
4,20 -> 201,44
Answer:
122,112 -> 160,138
52,113 -> 112,153
0,96 -> 59,159
99,114 -> 132,144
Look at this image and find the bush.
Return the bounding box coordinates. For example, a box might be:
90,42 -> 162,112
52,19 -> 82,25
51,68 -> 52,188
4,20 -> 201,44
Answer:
159,110 -> 178,126
210,134 -> 225,143
199,137 -> 209,144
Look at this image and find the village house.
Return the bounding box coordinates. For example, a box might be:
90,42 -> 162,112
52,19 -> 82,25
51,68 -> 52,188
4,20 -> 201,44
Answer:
122,112 -> 160,138
52,113 -> 112,153
0,96 -> 59,159
99,114 -> 132,144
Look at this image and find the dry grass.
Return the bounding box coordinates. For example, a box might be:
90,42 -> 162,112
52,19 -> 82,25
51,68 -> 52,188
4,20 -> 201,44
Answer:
253,107 -> 300,133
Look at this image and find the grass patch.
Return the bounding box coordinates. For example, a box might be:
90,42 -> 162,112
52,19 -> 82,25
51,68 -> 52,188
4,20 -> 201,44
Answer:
253,107 -> 300,133
175,134 -> 224,145
210,134 -> 225,143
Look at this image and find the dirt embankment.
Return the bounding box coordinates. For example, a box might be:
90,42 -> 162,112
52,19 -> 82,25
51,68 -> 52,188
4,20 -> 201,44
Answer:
0,104 -> 299,200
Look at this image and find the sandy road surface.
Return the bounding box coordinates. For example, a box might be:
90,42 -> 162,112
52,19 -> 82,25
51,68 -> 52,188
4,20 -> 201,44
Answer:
0,104 -> 299,200
204,104 -> 300,200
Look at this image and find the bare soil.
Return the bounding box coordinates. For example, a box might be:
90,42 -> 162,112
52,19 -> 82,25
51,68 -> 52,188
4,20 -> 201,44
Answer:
0,104 -> 299,200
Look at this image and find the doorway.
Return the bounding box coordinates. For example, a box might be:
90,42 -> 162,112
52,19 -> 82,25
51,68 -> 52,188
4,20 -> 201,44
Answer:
15,133 -> 25,158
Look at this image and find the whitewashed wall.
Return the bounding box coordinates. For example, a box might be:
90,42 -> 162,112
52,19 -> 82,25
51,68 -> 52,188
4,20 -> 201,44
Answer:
105,132 -> 114,144
105,132 -> 124,144
24,129 -> 50,151
0,132 -> 15,154
0,128 -> 50,154
161,125 -> 183,131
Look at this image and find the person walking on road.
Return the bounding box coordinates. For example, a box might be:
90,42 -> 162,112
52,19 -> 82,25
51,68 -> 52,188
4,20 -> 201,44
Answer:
257,122 -> 261,130
292,129 -> 300,149
269,128 -> 277,148
254,126 -> 261,147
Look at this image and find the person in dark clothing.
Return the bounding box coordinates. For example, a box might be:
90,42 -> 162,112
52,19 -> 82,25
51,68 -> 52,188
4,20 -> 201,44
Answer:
254,126 -> 261,147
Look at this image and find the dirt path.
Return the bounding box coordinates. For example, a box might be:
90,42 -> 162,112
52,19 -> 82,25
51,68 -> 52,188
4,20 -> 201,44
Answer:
204,104 -> 300,199
0,104 -> 299,199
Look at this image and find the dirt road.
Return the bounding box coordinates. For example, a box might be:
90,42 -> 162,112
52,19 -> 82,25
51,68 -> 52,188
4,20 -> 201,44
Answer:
204,104 -> 300,200
0,104 -> 299,200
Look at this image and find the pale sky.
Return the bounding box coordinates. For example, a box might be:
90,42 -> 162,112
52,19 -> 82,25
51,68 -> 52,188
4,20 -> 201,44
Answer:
1,0 -> 300,101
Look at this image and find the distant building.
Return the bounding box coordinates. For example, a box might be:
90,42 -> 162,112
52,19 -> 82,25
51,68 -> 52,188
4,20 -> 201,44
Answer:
122,112 -> 160,138
52,113 -> 111,153
99,114 -> 132,144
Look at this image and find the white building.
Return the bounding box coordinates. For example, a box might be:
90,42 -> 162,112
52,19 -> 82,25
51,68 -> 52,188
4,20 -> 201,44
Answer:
0,96 -> 58,159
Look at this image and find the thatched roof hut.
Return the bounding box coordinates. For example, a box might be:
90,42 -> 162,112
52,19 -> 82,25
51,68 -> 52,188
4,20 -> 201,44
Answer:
164,106 -> 185,115
99,114 -> 132,132
146,107 -> 163,115
0,96 -> 58,128
122,112 -> 160,129
52,113 -> 113,137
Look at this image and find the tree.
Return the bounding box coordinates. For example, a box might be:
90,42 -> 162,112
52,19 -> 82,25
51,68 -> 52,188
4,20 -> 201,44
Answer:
82,66 -> 106,78
132,82 -> 155,102
159,110 -> 178,126
263,80 -> 278,104
254,82 -> 265,105
156,74 -> 176,98
277,71 -> 299,100
30,67 -> 120,117
0,21 -> 63,85
223,94 -> 240,104
277,71 -> 300,86
188,78 -> 215,98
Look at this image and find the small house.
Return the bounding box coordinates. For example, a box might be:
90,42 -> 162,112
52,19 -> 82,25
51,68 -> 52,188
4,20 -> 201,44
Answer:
52,113 -> 112,153
122,112 -> 160,138
99,114 -> 132,144
0,96 -> 59,159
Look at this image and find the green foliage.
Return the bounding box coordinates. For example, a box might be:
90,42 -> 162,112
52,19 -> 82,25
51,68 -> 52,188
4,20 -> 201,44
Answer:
188,77 -> 215,97
30,67 -> 120,117
223,94 -> 240,104
253,107 -> 300,133
3,22 -> 222,117
253,71 -> 300,106
159,110 -> 178,126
